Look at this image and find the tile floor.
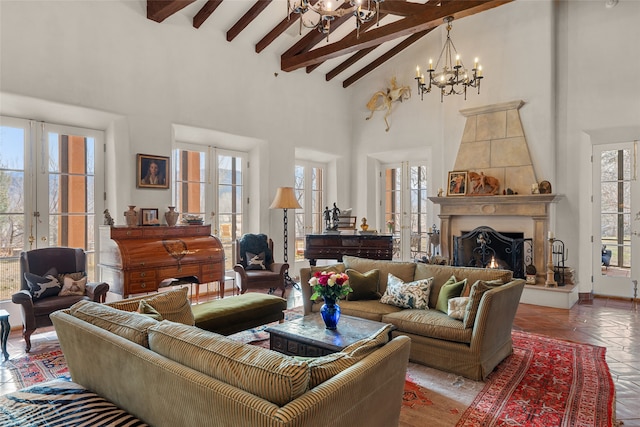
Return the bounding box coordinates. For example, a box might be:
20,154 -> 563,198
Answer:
1,292 -> 638,425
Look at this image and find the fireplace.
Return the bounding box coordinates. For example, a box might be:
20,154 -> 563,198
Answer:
452,226 -> 532,279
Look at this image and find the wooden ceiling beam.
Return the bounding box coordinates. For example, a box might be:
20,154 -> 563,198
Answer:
281,0 -> 512,72
227,0 -> 273,42
379,1 -> 432,17
147,0 -> 195,23
342,28 -> 433,88
325,46 -> 378,81
256,0 -> 321,53
193,0 -> 224,29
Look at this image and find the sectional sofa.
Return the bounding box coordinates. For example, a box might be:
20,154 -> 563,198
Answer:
300,256 -> 525,381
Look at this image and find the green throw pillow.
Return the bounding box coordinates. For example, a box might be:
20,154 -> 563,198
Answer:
346,269 -> 381,301
463,280 -> 493,329
137,300 -> 164,321
436,275 -> 467,313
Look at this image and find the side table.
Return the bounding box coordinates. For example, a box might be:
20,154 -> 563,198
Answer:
0,309 -> 10,361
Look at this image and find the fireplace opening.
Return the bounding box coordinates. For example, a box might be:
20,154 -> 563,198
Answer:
452,226 -> 532,279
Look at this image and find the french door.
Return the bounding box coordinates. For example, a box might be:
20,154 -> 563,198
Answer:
592,141 -> 639,298
294,162 -> 325,262
381,161 -> 430,261
173,144 -> 247,271
0,116 -> 104,300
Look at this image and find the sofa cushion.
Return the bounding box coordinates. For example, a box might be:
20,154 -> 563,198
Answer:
463,280 -> 493,329
414,264 -> 513,309
307,324 -> 392,388
137,300 -> 163,321
435,276 -> 466,313
108,288 -> 195,326
346,269 -> 381,301
69,300 -> 158,347
461,278 -> 504,298
343,256 -> 416,294
382,310 -> 472,344
380,274 -> 432,309
148,321 -> 309,406
310,263 -> 346,275
448,296 -> 469,320
24,272 -> 61,300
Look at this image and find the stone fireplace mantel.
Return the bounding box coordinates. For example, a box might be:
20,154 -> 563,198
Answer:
430,194 -> 563,284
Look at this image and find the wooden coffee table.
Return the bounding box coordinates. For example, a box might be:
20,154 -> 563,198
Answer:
265,314 -> 395,357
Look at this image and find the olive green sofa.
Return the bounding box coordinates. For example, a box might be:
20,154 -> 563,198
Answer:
300,256 -> 525,381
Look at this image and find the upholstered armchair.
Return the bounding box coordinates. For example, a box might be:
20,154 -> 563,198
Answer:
12,247 -> 109,352
233,234 -> 287,298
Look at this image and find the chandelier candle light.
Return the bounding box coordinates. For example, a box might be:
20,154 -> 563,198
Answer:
287,0 -> 383,41
415,16 -> 483,102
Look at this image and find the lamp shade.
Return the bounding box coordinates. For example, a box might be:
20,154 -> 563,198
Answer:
269,187 -> 301,210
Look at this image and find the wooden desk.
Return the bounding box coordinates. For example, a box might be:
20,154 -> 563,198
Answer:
99,225 -> 225,299
304,234 -> 393,266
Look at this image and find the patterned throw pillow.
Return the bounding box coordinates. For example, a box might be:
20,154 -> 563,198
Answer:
245,251 -> 266,270
435,275 -> 467,313
346,269 -> 381,301
380,274 -> 433,309
59,275 -> 87,296
24,272 -> 62,300
448,296 -> 470,320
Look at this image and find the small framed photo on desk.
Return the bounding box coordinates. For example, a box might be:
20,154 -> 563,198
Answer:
140,208 -> 159,226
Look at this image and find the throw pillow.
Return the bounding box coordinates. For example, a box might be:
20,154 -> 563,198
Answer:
245,251 -> 266,270
380,274 -> 433,309
106,288 -> 195,326
448,296 -> 470,320
59,275 -> 87,297
346,269 -> 381,301
24,272 -> 62,300
435,275 -> 467,313
461,278 -> 503,297
137,300 -> 163,321
57,271 -> 86,285
463,280 -> 493,329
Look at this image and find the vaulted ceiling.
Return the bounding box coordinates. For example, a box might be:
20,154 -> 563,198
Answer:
147,0 -> 512,88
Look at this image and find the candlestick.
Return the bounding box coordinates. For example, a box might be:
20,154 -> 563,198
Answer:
545,237 -> 557,287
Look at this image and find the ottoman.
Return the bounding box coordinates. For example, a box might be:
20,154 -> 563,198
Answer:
192,293 -> 287,335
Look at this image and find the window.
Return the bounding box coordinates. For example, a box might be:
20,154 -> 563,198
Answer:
382,162 -> 430,261
0,117 -> 103,301
173,145 -> 246,271
294,162 -> 325,261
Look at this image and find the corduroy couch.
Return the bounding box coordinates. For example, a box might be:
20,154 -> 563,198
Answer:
300,256 -> 525,381
50,295 -> 410,427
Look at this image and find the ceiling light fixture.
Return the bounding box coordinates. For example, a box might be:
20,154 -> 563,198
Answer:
287,0 -> 383,42
415,16 -> 483,102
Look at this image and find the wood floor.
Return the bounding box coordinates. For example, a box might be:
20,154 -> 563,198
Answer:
1,293 -> 638,426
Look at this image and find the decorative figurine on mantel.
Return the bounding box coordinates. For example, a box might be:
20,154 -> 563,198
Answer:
103,209 -> 114,226
468,171 -> 500,195
360,217 -> 369,231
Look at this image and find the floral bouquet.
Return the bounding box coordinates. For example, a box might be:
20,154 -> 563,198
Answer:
309,271 -> 352,302
386,220 -> 395,232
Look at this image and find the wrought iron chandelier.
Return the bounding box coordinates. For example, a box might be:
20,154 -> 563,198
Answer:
415,16 -> 483,102
287,0 -> 383,41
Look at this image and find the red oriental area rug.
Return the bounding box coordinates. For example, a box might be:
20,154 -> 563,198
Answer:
456,330 -> 615,427
6,350 -> 70,389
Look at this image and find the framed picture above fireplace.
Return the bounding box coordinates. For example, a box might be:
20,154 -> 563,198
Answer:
447,171 -> 467,196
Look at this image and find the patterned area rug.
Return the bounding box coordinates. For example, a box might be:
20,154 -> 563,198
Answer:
6,350 -> 70,389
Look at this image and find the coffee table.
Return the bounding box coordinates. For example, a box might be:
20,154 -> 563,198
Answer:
265,314 -> 395,357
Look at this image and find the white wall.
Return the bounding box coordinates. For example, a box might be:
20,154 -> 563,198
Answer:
2,0 -> 639,298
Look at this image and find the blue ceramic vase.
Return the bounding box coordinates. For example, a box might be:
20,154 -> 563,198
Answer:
320,297 -> 341,330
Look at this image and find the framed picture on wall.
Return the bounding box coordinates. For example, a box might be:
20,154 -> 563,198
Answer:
137,154 -> 169,189
447,171 -> 468,196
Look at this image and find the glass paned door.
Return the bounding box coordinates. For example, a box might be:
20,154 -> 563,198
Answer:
0,117 -> 103,301
593,142 -> 638,298
382,162 -> 430,261
294,162 -> 324,262
173,145 -> 246,271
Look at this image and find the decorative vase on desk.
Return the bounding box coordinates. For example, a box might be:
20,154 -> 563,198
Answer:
124,205 -> 138,227
320,298 -> 341,330
165,206 -> 179,227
